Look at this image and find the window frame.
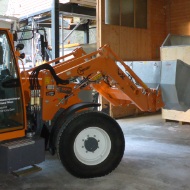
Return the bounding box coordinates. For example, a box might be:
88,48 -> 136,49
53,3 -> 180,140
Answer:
105,0 -> 148,29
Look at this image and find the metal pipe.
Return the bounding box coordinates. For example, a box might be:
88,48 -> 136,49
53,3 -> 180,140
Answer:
61,13 -> 64,56
63,19 -> 84,43
51,0 -> 59,61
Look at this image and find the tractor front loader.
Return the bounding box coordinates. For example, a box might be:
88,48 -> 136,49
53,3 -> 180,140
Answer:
0,28 -> 163,178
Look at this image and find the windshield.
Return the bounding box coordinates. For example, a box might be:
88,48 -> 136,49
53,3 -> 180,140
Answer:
0,31 -> 24,133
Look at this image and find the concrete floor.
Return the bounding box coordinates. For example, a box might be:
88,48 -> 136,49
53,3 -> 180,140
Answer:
1,114 -> 190,190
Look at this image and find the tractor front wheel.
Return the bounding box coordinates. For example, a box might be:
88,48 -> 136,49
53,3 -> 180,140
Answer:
56,111 -> 125,178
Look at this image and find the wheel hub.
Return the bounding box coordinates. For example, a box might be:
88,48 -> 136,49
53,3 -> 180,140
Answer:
74,127 -> 111,165
84,137 -> 99,152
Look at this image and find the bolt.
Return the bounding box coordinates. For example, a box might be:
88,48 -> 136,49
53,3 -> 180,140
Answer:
82,146 -> 84,148
86,151 -> 88,153
82,139 -> 85,141
94,135 -> 96,137
98,140 -> 100,142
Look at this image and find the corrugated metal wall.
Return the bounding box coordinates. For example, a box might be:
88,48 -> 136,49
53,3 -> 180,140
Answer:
18,0 -> 52,16
3,0 -> 96,17
3,0 -> 52,17
0,0 -> 9,15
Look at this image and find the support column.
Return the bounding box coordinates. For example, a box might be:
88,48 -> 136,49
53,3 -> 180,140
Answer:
84,20 -> 90,44
51,0 -> 59,61
61,13 -> 64,57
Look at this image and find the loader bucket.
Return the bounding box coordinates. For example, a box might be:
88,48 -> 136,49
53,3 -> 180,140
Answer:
119,59 -> 190,111
160,34 -> 190,111
160,60 -> 190,111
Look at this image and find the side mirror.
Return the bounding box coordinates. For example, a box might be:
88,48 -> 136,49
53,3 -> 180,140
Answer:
19,53 -> 25,59
13,31 -> 18,42
16,43 -> 24,51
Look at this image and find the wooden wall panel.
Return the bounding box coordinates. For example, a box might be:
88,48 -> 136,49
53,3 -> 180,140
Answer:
97,0 -> 167,61
149,0 -> 167,59
101,25 -> 120,55
166,0 -> 190,35
120,27 -> 151,60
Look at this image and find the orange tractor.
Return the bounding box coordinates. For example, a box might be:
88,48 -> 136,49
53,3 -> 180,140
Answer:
0,28 -> 163,178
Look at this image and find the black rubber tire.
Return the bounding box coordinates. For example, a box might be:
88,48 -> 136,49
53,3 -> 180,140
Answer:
56,110 -> 125,178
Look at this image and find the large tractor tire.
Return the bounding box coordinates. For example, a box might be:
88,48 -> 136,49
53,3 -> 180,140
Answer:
56,110 -> 125,178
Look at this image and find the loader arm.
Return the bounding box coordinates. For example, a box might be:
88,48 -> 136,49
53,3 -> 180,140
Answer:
50,44 -> 164,112
21,44 -> 164,121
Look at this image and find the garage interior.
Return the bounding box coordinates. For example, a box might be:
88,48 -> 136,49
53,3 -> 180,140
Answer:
0,0 -> 190,190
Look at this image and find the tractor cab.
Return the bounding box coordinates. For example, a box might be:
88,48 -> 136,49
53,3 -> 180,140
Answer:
0,30 -> 25,141
0,29 -> 45,173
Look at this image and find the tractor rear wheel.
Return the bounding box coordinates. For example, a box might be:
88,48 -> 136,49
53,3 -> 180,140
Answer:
56,110 -> 125,178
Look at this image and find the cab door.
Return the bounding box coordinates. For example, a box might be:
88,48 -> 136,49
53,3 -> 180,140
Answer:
0,30 -> 25,141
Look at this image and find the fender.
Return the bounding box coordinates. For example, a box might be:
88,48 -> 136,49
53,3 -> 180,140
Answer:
49,102 -> 101,155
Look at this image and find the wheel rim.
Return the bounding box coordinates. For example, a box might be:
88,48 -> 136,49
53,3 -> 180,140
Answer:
74,127 -> 111,166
